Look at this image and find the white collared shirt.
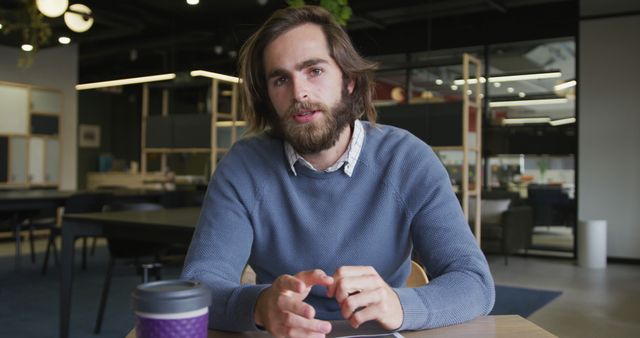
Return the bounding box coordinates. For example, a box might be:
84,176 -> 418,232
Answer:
285,119 -> 365,177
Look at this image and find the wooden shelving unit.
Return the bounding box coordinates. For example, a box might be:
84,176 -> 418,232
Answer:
140,72 -> 245,178
0,81 -> 63,189
432,53 -> 483,243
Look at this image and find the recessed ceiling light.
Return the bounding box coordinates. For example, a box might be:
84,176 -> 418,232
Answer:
186,0 -> 199,5
467,90 -> 472,95
493,82 -> 501,88
0,23 -> 3,30
507,87 -> 514,93
58,36 -> 71,44
435,79 -> 443,85
518,92 -> 526,98
21,44 -> 34,52
450,85 -> 458,90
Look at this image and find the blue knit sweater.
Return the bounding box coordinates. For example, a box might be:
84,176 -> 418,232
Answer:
181,122 -> 494,332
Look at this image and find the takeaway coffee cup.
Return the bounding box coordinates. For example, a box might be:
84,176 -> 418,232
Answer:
132,280 -> 211,338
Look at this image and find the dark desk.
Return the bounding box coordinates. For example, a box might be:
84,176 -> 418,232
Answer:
125,315 -> 557,338
0,189 -> 165,270
60,207 -> 201,338
1,190 -> 75,269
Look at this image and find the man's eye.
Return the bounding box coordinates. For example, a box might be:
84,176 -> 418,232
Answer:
310,68 -> 323,76
274,77 -> 287,86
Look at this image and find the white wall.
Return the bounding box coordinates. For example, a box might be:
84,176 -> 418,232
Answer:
581,0 -> 640,17
0,45 -> 78,190
579,14 -> 640,259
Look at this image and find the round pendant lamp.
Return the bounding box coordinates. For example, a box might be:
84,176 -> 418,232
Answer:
36,0 -> 69,18
64,4 -> 94,33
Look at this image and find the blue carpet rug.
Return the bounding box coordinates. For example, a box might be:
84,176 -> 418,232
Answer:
0,246 -> 560,338
491,285 -> 562,317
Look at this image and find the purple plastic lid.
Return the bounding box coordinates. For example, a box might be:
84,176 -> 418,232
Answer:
132,280 -> 211,314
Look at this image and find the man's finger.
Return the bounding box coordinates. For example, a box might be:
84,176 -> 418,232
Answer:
328,266 -> 374,297
295,269 -> 334,287
281,311 -> 332,335
277,295 -> 316,319
347,303 -> 380,329
334,275 -> 379,304
278,274 -> 307,293
339,287 -> 383,319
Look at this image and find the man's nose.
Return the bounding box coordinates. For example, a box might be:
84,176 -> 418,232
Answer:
292,77 -> 309,102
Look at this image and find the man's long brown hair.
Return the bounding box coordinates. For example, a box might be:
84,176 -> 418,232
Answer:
238,5 -> 378,135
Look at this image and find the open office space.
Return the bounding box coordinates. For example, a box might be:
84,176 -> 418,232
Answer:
1,1 -> 639,338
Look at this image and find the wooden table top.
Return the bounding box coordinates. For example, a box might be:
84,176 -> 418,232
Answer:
126,315 -> 556,338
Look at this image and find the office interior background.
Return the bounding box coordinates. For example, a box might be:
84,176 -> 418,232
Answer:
0,0 -> 639,337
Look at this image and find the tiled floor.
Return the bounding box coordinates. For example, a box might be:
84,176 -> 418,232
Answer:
488,255 -> 640,338
2,235 -> 639,338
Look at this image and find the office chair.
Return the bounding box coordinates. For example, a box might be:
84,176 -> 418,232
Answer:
94,202 -> 167,334
41,192 -> 114,275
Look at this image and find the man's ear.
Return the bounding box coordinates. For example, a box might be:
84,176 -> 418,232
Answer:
347,76 -> 355,95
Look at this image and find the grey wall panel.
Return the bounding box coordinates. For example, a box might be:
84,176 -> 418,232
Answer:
377,102 -> 463,146
146,116 -> 172,148
172,114 -> 211,148
31,115 -> 60,135
579,15 -> 640,259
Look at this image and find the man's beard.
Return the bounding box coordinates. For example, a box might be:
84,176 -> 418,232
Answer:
279,86 -> 355,155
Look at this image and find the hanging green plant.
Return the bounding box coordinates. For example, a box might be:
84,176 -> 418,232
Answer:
287,0 -> 352,26
1,1 -> 52,68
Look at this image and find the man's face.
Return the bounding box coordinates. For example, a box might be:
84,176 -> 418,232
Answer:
263,23 -> 355,154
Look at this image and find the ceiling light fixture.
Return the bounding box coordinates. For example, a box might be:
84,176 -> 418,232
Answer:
190,70 -> 240,83
554,80 -> 577,91
76,73 -> 177,90
186,0 -> 200,5
21,44 -> 34,52
490,98 -> 569,108
64,3 -> 94,33
435,79 -> 443,85
518,92 -> 526,98
36,0 -> 69,18
454,71 -> 562,85
450,85 -> 458,90
58,36 -> 71,44
502,117 -> 551,125
549,117 -> 576,126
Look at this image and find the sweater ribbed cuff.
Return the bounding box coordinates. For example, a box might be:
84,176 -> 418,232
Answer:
393,287 -> 426,331
228,284 -> 270,331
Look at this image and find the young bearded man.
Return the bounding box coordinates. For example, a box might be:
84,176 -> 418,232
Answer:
182,6 -> 494,338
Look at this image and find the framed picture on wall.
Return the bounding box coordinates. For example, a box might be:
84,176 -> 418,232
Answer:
79,124 -> 100,148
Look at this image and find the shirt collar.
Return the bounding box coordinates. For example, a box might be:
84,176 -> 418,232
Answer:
285,119 -> 365,177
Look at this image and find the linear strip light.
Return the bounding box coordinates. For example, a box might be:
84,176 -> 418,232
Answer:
549,117 -> 576,126
76,73 -> 176,90
454,71 -> 562,85
190,70 -> 240,83
554,80 -> 576,91
502,117 -> 551,125
489,98 -> 569,108
215,121 -> 247,127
